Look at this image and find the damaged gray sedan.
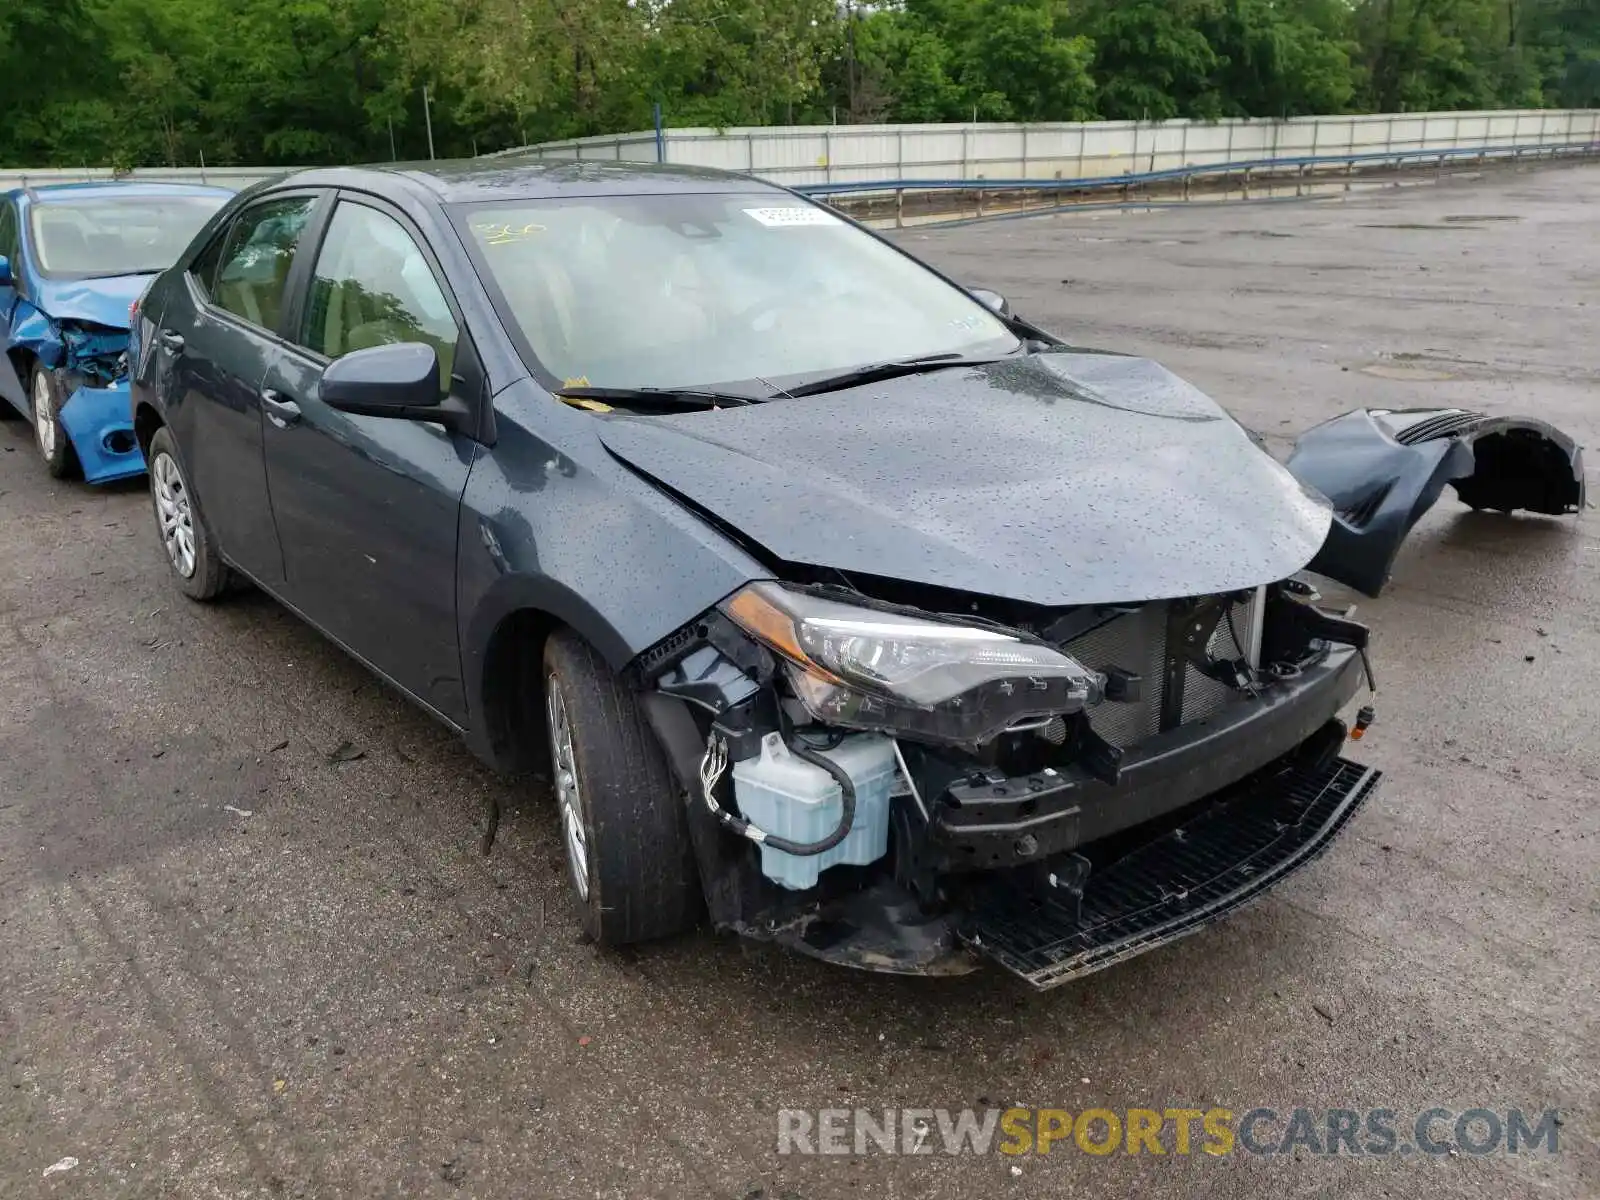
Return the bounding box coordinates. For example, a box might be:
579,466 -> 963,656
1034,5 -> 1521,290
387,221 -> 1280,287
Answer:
128,162 -> 1585,988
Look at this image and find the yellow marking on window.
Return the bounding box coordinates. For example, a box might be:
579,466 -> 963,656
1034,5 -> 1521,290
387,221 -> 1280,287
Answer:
472,221 -> 547,246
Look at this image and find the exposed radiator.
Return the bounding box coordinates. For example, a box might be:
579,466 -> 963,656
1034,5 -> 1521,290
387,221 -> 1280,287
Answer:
1063,590 -> 1258,749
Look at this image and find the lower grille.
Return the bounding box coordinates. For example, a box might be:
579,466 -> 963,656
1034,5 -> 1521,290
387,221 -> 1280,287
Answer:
1064,591 -> 1258,747
961,753 -> 1380,989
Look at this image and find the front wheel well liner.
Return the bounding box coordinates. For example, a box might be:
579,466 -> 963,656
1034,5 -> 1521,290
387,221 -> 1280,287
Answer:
478,607 -> 565,775
133,402 -> 165,458
6,347 -> 36,398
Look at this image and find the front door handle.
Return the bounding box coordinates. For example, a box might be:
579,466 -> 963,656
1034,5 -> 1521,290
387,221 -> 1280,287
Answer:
260,388 -> 302,429
158,330 -> 185,354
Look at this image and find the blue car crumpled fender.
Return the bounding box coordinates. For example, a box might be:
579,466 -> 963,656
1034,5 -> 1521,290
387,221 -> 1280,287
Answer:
1285,407 -> 1587,597
7,300 -> 65,369
2,298 -> 144,484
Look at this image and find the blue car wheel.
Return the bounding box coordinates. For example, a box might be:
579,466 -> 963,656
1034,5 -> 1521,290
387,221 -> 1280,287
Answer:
29,365 -> 76,479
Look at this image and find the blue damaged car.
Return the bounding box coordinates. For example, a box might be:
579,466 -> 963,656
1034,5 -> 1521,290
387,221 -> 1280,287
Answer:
0,182 -> 230,482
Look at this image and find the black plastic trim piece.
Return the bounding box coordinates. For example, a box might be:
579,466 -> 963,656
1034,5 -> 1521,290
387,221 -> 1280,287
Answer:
930,646 -> 1363,871
963,747 -> 1381,988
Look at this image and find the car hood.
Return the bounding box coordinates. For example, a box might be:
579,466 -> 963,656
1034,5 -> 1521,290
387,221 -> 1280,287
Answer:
32,274 -> 149,329
596,352 -> 1334,607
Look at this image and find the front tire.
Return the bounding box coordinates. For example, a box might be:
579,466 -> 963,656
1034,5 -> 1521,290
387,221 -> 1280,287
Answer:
147,426 -> 230,601
30,365 -> 76,479
543,629 -> 701,945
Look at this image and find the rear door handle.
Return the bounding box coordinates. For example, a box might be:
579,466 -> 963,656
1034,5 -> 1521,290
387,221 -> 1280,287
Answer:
260,388 -> 302,429
158,330 -> 185,354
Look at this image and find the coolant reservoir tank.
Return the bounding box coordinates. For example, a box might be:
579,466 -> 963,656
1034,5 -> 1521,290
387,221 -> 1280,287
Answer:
731,732 -> 897,891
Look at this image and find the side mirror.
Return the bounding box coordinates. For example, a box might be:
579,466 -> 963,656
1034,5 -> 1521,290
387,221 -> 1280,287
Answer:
320,342 -> 442,418
969,287 -> 1012,318
0,255 -> 12,287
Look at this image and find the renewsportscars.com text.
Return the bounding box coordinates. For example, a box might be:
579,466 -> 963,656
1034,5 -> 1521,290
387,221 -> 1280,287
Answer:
777,1106 -> 1562,1157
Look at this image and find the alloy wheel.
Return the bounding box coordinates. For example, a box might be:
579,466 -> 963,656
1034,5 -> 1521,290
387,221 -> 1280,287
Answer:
546,679 -> 591,900
151,452 -> 197,578
32,370 -> 58,461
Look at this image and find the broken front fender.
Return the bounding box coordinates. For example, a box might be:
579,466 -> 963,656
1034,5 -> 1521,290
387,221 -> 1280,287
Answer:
1,301 -> 65,413
1286,408 -> 1586,597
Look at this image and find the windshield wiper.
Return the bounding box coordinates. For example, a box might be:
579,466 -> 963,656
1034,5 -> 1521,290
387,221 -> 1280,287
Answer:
783,353 -> 1009,399
75,269 -> 156,281
556,385 -> 759,411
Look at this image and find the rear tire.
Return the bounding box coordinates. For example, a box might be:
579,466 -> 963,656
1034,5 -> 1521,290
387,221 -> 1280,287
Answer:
543,628 -> 702,944
29,365 -> 76,479
147,426 -> 230,601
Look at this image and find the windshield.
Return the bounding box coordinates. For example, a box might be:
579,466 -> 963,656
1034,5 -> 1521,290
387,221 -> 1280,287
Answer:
455,193 -> 1019,390
29,196 -> 226,278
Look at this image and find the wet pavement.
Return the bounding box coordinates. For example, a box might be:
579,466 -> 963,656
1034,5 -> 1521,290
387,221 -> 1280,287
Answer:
1,164 -> 1595,1199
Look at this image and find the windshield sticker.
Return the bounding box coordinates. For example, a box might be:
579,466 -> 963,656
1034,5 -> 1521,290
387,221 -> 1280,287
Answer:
563,376 -> 591,388
472,221 -> 547,246
742,207 -> 842,228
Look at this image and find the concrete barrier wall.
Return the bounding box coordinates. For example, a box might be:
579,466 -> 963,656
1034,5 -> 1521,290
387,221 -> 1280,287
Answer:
5,110 -> 1597,193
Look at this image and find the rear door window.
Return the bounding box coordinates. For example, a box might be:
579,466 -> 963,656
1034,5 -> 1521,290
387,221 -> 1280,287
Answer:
299,200 -> 460,391
212,196 -> 316,333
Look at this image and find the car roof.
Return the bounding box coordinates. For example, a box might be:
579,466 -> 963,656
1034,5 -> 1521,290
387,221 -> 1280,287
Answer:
270,158 -> 789,204
9,181 -> 235,204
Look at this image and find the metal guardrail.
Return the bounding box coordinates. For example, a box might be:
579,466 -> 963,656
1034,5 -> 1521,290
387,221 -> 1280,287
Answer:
794,139 -> 1600,224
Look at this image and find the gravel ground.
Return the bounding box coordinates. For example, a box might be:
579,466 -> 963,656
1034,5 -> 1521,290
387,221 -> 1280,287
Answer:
1,163 -> 1595,1200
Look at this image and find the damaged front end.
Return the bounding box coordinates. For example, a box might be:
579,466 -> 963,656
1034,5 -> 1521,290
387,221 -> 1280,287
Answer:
54,322 -> 142,483
3,302 -> 142,483
635,578 -> 1382,989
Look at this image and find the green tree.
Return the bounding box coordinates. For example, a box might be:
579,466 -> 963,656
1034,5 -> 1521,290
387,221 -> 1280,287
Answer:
1353,0 -> 1516,110
0,0 -> 1592,169
1079,0 -> 1224,119
645,0 -> 842,127
851,13 -> 968,122
0,0 -> 125,164
862,0 -> 1094,122
1526,0 -> 1600,105
1202,0 -> 1359,116
972,0 -> 1097,121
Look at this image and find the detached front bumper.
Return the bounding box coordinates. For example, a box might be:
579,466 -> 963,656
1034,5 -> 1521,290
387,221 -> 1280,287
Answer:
57,379 -> 144,484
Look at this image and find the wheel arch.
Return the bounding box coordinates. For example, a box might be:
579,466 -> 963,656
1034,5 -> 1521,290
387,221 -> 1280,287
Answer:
474,606 -> 561,776
2,347 -> 34,413
133,400 -> 165,459
465,579 -> 639,776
